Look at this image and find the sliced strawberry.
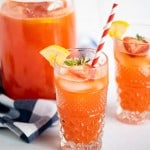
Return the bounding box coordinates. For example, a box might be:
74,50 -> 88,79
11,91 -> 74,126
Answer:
68,64 -> 96,80
123,36 -> 149,55
68,66 -> 87,79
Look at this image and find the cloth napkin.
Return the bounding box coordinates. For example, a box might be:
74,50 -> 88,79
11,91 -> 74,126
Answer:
0,86 -> 58,143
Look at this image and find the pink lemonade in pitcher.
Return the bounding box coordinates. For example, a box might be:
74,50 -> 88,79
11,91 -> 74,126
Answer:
0,0 -> 76,99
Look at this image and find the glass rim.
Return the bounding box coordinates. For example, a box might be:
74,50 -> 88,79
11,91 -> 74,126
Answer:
113,23 -> 150,43
114,37 -> 150,45
54,48 -> 108,70
54,48 -> 108,82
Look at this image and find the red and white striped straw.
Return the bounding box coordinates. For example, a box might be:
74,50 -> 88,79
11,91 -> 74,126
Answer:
92,3 -> 118,66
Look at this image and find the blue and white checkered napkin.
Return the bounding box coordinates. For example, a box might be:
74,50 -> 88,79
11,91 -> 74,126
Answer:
0,92 -> 58,143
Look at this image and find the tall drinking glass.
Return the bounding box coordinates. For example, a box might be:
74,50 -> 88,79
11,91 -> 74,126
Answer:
54,48 -> 108,149
113,24 -> 150,124
0,0 -> 76,99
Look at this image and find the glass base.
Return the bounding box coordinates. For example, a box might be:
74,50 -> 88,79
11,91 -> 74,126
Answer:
61,140 -> 102,150
116,106 -> 148,125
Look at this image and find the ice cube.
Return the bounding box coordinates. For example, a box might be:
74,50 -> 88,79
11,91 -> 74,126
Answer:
139,66 -> 150,77
14,0 -> 67,18
68,66 -> 88,80
97,52 -> 107,66
23,2 -> 50,18
59,79 -> 91,92
47,0 -> 66,12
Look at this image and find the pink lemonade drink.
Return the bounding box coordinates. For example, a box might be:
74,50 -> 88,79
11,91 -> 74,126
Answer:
0,0 -> 76,99
54,48 -> 108,149
113,24 -> 150,124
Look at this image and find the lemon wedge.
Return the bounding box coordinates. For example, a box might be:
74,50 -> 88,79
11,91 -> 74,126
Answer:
109,20 -> 129,39
40,45 -> 70,66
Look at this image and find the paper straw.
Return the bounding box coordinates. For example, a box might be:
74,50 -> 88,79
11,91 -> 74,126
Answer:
92,3 -> 118,66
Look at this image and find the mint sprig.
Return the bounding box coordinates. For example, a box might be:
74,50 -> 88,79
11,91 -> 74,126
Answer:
136,34 -> 144,41
64,56 -> 90,66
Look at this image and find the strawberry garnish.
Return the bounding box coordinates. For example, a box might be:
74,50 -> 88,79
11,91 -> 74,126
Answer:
68,64 -> 96,80
123,34 -> 149,55
68,66 -> 87,79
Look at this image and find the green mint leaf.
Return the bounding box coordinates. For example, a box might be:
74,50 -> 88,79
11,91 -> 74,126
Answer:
64,55 -> 90,66
136,34 -> 144,41
64,60 -> 74,66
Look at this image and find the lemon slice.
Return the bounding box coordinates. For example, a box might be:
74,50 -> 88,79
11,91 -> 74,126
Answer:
40,45 -> 70,66
109,20 -> 129,39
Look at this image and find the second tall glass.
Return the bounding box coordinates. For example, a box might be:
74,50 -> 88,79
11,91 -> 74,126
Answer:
113,24 -> 150,124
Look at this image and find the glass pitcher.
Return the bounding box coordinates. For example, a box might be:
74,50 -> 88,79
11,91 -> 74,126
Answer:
0,0 -> 76,99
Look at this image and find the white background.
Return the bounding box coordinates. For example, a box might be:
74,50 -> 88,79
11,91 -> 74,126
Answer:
0,0 -> 150,150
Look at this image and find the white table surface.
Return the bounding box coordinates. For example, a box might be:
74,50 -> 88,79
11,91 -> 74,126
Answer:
0,0 -> 150,149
